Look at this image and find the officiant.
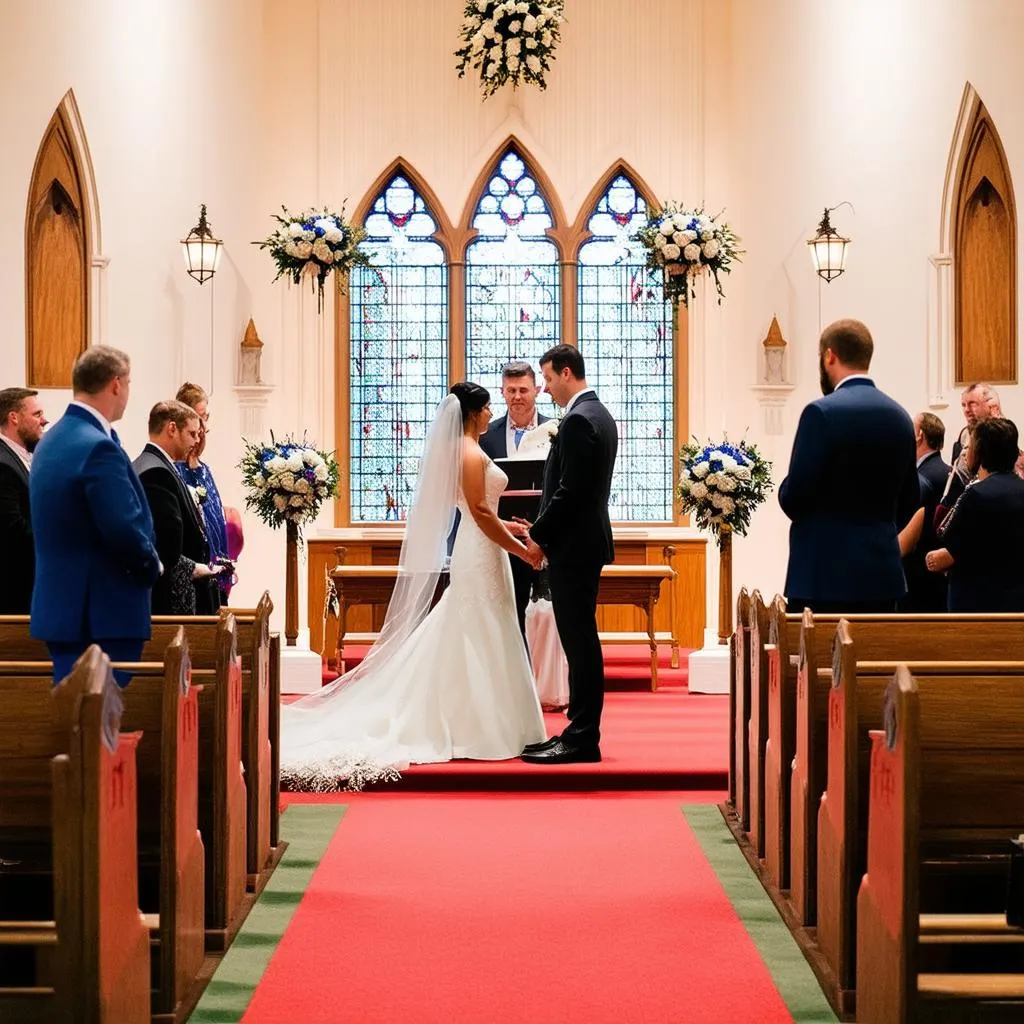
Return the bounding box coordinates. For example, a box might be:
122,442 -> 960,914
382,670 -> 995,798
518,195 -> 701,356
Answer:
479,361 -> 550,643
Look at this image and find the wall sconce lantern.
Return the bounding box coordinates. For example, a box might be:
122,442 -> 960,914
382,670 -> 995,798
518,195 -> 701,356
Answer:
807,205 -> 851,282
181,203 -> 223,284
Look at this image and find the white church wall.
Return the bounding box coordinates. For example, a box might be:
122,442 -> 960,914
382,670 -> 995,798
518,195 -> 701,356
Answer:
722,0 -> 1024,604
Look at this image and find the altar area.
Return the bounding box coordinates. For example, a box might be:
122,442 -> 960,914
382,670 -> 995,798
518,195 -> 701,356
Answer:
305,525 -> 707,675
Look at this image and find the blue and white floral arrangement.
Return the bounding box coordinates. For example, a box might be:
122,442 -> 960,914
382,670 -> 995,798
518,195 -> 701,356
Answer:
239,434 -> 340,530
678,439 -> 772,546
255,205 -> 371,311
635,202 -> 742,306
455,0 -> 565,99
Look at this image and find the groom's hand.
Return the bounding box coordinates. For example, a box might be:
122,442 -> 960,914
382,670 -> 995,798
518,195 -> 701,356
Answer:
511,516 -> 533,529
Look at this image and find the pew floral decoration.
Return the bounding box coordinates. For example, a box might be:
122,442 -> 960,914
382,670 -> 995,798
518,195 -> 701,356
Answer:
634,202 -> 742,306
239,434 -> 340,531
677,438 -> 772,547
455,0 -> 565,99
254,205 -> 372,312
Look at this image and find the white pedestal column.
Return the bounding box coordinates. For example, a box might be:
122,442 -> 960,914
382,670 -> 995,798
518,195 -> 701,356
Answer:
687,628 -> 730,694
279,629 -> 324,694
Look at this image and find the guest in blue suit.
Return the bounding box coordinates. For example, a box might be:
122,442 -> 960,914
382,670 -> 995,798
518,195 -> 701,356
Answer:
779,319 -> 919,613
30,346 -> 162,685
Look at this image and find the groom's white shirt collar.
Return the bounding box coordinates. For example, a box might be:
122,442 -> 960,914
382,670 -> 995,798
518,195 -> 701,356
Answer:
564,387 -> 595,413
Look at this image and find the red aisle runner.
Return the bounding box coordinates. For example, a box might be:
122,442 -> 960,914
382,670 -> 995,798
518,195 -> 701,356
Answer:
242,793 -> 793,1023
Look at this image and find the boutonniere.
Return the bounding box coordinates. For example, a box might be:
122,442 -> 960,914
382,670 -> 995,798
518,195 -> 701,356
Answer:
188,484 -> 208,507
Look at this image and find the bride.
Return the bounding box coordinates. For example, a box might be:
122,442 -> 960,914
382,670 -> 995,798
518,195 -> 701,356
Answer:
280,382 -> 547,791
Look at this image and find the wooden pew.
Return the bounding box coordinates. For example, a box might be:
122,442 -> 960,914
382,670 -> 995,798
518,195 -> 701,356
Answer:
115,630 -> 206,1022
729,588 -> 752,829
856,666 -> 1024,1023
0,647 -> 150,1023
817,619 -> 1024,1008
745,590 -> 771,857
762,594 -> 794,891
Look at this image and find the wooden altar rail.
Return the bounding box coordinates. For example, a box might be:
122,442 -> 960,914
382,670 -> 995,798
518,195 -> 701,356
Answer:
306,531 -> 707,665
330,563 -> 675,690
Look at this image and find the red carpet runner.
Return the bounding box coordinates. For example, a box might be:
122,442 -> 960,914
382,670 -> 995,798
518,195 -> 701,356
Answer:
242,794 -> 794,1023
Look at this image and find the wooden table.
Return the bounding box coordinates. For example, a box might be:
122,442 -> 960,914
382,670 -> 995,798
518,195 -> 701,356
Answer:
331,562 -> 675,690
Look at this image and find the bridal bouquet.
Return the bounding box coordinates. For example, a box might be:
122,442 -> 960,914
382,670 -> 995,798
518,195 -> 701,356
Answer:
239,434 -> 340,529
634,202 -> 742,306
455,1 -> 565,98
678,438 -> 772,545
255,205 -> 372,311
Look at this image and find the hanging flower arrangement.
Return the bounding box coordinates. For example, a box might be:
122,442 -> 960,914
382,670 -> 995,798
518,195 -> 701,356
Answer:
634,202 -> 742,307
455,1 -> 565,99
255,205 -> 372,312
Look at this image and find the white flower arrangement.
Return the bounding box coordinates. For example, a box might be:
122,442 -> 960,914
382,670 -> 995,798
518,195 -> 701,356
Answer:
514,418 -> 559,458
255,205 -> 372,312
634,202 -> 742,306
239,434 -> 340,529
677,439 -> 772,546
455,1 -> 565,99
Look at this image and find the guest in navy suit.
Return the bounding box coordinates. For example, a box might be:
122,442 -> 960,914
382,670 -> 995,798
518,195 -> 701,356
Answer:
898,412 -> 951,611
926,417 -> 1024,612
779,319 -> 919,613
0,388 -> 47,614
478,361 -> 549,642
30,346 -> 162,685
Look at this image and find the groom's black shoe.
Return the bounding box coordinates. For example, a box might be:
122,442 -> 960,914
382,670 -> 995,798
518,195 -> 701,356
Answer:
522,736 -> 560,755
520,739 -> 601,764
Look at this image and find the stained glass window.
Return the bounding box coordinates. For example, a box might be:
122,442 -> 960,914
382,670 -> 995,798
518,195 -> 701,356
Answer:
349,175 -> 448,522
466,151 -> 560,412
578,175 -> 673,521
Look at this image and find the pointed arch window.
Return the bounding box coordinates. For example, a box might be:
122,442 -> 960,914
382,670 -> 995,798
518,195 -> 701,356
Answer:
465,150 -> 560,413
348,175 -> 449,522
577,174 -> 672,521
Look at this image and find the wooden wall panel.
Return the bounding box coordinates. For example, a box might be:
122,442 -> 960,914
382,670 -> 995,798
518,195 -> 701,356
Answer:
954,102 -> 1017,385
26,109 -> 89,388
307,530 -> 706,664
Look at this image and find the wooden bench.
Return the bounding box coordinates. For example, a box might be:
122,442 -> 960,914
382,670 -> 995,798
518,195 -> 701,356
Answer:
332,564 -> 676,690
745,590 -> 771,857
0,592 -> 279,895
729,588 -> 752,828
817,619 -> 1024,1009
856,666 -> 1024,1022
0,647 -> 150,1023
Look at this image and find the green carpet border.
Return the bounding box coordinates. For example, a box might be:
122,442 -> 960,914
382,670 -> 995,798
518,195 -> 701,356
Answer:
682,804 -> 838,1023
187,804 -> 347,1023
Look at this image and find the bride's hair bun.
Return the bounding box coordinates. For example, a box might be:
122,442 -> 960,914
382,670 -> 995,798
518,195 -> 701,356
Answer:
450,381 -> 490,424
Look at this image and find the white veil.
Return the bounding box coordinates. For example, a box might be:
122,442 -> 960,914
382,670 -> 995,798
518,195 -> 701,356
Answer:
279,394 -> 464,787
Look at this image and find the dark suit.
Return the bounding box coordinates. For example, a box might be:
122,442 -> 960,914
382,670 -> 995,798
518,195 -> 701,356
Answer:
0,439 -> 33,613
30,404 -> 161,684
780,378 -> 919,611
942,472 -> 1024,612
531,392 -> 618,748
479,411 -> 550,642
900,450 -> 951,612
134,443 -> 216,615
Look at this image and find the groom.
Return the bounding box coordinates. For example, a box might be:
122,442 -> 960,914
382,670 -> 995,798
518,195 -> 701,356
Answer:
520,345 -> 618,764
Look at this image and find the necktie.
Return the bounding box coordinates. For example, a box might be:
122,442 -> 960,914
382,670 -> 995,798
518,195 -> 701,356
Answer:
513,428 -> 526,450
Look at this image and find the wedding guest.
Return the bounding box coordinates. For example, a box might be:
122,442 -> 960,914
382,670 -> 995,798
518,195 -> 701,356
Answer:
898,412 -> 950,612
0,387 -> 47,613
779,319 -> 919,613
175,382 -> 230,607
926,417 -> 1024,612
30,346 -> 161,686
135,401 -> 222,615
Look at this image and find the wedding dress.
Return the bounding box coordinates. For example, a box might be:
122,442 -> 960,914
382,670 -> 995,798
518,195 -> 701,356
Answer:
280,397 -> 546,791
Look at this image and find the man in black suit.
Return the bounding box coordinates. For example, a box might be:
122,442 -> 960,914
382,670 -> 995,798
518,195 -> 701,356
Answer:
780,319 -> 919,614
134,401 -> 222,615
478,361 -> 549,643
521,345 -> 618,764
951,382 -> 995,465
900,412 -> 951,611
0,388 -> 47,613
